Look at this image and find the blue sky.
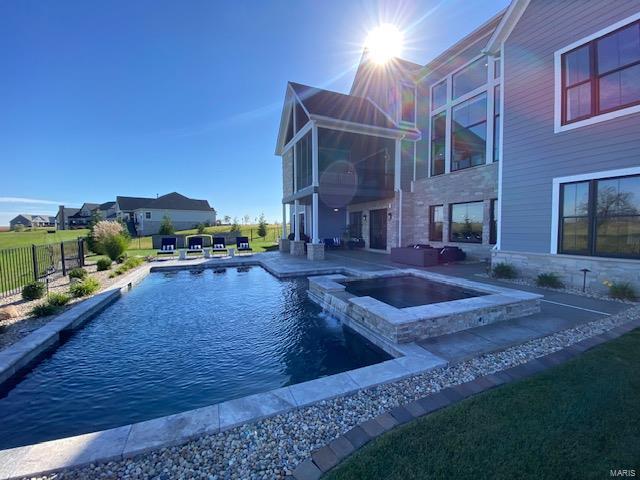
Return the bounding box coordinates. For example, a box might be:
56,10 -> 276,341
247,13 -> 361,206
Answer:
0,0 -> 508,226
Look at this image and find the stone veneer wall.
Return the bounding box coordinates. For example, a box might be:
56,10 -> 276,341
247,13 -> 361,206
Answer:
346,196 -> 398,253
402,163 -> 498,260
492,250 -> 640,294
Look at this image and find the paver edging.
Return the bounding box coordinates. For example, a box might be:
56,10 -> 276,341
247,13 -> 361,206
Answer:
291,322 -> 640,479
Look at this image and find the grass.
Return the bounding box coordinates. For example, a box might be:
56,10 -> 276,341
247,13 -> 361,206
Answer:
0,228 -> 89,249
326,328 -> 640,480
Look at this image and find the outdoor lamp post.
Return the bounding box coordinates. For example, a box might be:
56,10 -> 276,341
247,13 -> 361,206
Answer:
580,268 -> 591,292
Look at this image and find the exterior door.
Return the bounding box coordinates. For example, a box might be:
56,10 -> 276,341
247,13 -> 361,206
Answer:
349,211 -> 362,239
369,209 -> 387,250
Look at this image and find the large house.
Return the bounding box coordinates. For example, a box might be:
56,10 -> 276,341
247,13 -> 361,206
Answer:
115,192 -> 216,236
276,0 -> 640,292
9,214 -> 56,230
56,192 -> 216,235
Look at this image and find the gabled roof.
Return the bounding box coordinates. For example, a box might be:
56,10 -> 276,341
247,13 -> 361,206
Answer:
484,0 -> 530,54
98,201 -> 116,210
117,193 -> 214,212
150,192 -> 214,211
289,82 -> 397,130
116,196 -> 155,211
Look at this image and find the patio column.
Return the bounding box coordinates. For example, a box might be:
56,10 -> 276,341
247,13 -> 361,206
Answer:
281,203 -> 287,239
311,122 -> 319,187
394,138 -> 401,191
294,200 -> 300,241
312,192 -> 319,244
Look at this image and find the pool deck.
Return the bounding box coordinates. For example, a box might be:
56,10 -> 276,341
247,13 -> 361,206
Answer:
0,250 -> 633,480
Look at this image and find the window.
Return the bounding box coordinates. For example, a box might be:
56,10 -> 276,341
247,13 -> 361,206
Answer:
400,84 -> 416,123
349,211 -> 362,239
559,174 -> 640,258
450,202 -> 483,243
451,93 -> 487,171
489,199 -> 497,244
494,57 -> 501,79
452,56 -> 487,99
493,85 -> 501,162
145,212 -> 151,220
561,20 -> 640,125
432,80 -> 447,110
430,111 -> 446,176
429,205 -> 443,241
295,131 -> 312,190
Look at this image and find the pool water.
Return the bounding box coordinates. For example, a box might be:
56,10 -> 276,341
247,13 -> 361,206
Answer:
0,267 -> 389,449
344,275 -> 486,308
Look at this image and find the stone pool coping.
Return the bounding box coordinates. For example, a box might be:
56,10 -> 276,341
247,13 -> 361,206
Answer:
0,257 -> 448,480
309,269 -> 542,344
292,318 -> 640,480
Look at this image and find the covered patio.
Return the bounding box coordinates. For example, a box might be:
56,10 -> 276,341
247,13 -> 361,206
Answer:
275,82 -> 420,260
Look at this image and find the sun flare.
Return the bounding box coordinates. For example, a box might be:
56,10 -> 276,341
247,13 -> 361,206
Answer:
365,24 -> 404,64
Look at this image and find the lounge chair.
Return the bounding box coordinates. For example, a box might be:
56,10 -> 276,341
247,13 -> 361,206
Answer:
157,237 -> 177,255
323,237 -> 342,250
187,236 -> 204,254
212,237 -> 228,255
236,236 -> 253,253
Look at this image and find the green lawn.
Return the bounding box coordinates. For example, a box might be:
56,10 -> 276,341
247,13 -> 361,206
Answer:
0,229 -> 89,250
327,329 -> 640,480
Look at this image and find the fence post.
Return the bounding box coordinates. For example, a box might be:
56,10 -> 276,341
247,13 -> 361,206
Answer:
31,244 -> 38,281
60,242 -> 67,276
78,238 -> 85,266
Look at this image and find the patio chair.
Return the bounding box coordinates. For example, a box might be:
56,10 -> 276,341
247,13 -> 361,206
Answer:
323,237 -> 342,250
236,236 -> 253,253
157,237 -> 177,255
212,237 -> 228,255
186,236 -> 204,254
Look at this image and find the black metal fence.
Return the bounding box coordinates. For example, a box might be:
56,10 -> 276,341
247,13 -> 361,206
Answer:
0,239 -> 85,298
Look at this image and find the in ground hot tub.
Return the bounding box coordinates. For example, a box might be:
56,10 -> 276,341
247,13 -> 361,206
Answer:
308,270 -> 542,347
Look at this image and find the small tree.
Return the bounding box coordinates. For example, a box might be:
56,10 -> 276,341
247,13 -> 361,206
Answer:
197,223 -> 206,234
158,215 -> 175,235
223,215 -> 231,224
257,213 -> 268,239
230,217 -> 241,233
243,214 -> 251,225
103,234 -> 129,261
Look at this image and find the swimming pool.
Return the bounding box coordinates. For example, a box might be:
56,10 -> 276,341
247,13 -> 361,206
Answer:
0,267 -> 389,449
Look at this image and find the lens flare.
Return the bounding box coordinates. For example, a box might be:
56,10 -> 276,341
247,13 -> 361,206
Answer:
365,24 -> 404,64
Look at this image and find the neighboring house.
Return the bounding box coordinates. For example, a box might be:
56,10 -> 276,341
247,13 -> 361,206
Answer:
65,202 -> 100,228
97,201 -> 117,220
9,214 -> 56,229
56,207 -> 80,230
276,0 -> 640,292
115,192 -> 216,236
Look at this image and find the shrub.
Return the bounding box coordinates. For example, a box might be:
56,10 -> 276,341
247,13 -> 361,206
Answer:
116,253 -> 128,264
47,292 -> 71,306
257,213 -> 268,239
604,281 -> 637,301
96,258 -> 112,271
158,216 -> 175,235
68,267 -> 87,280
197,223 -> 206,234
110,257 -> 144,277
102,234 -> 129,261
92,220 -> 124,244
536,272 -> 564,289
13,224 -> 25,232
69,277 -> 101,297
22,281 -> 46,301
31,303 -> 59,317
492,262 -> 517,279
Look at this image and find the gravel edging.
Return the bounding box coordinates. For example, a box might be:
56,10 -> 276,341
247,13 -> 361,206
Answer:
28,304 -> 640,480
0,263 -> 147,352
475,273 -> 638,304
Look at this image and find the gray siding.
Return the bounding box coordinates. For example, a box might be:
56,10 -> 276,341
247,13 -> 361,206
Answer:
501,0 -> 640,253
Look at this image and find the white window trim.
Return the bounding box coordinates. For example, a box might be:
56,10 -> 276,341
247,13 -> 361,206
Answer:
426,53 -> 500,178
554,11 -> 640,134
549,166 -> 640,254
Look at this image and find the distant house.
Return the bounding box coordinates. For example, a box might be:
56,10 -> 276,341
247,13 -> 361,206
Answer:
115,192 -> 216,236
97,201 -> 117,220
55,207 -> 80,230
64,203 -> 100,229
9,214 -> 56,230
